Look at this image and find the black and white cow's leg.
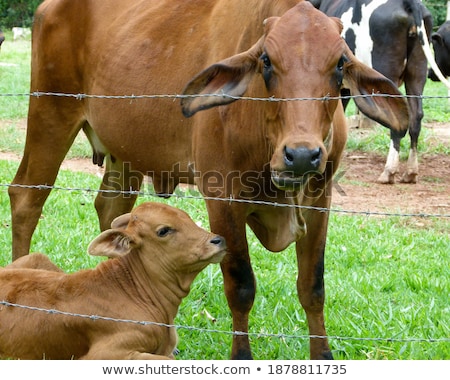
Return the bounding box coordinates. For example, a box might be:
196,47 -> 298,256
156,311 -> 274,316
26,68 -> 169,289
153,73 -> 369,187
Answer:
400,131 -> 419,183
377,131 -> 401,184
399,29 -> 427,184
399,84 -> 424,184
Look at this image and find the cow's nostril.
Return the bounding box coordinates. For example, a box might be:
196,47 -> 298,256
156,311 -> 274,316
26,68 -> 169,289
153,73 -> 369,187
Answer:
284,146 -> 294,163
311,147 -> 322,167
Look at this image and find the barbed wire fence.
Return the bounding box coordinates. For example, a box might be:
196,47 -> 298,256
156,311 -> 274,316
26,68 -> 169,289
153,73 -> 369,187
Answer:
0,91 -> 449,351
1,300 -> 449,345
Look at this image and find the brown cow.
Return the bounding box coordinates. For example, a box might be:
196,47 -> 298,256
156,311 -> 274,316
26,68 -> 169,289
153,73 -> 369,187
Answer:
0,202 -> 226,359
9,0 -> 409,359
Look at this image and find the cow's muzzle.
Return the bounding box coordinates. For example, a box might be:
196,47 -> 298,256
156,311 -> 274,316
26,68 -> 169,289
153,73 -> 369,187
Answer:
271,145 -> 323,190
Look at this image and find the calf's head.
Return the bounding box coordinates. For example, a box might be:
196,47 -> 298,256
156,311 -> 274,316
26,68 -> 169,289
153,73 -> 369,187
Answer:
88,202 -> 226,280
181,1 -> 408,191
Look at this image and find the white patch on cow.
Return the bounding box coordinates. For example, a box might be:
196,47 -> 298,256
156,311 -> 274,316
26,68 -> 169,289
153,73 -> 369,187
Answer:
385,140 -> 399,172
340,0 -> 388,67
405,148 -> 418,176
377,139 -> 400,183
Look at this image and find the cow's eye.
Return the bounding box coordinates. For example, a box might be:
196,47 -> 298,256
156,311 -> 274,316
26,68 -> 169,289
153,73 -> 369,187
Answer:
336,56 -> 346,87
156,226 -> 173,237
261,53 -> 271,69
260,52 -> 273,88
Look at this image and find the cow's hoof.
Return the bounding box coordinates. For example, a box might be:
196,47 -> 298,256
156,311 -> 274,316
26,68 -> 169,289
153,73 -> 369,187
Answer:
399,172 -> 417,184
377,171 -> 395,184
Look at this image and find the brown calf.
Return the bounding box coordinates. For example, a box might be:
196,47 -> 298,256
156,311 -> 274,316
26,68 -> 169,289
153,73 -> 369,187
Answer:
0,202 -> 226,359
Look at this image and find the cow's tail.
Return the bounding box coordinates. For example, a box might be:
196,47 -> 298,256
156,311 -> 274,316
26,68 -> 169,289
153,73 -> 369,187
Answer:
418,21 -> 450,90
408,0 -> 450,89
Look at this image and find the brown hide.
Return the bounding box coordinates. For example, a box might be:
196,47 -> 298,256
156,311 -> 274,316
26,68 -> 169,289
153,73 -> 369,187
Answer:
9,0 -> 409,359
5,253 -> 63,272
0,202 -> 226,359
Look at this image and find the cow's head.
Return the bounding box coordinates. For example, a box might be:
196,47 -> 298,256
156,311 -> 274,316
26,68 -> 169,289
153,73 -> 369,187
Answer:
181,1 -> 408,191
429,22 -> 450,80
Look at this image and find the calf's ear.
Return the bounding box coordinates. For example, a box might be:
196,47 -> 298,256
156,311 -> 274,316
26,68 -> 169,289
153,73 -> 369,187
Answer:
88,230 -> 134,258
111,212 -> 131,230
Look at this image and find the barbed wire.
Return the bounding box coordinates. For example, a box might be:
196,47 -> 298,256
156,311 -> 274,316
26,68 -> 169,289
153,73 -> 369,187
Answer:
1,300 -> 447,344
1,183 -> 449,218
1,91 -> 450,102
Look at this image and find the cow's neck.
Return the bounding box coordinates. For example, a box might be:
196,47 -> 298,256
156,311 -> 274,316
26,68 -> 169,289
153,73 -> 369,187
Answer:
121,253 -> 192,319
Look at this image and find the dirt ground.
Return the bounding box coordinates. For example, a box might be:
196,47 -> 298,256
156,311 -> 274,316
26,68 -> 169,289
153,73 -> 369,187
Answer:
1,120 -> 449,217
333,122 -> 449,216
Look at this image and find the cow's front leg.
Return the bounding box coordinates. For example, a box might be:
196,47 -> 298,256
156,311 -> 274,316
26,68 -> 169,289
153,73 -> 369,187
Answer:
296,203 -> 333,360
95,156 -> 143,230
206,200 -> 255,359
221,251 -> 255,359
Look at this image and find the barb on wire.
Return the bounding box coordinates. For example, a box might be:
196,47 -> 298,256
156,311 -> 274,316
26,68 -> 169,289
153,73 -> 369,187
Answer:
1,182 -> 449,218
0,300 -> 448,344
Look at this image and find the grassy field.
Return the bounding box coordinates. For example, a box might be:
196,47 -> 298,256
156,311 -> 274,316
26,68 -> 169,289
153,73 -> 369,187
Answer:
0,35 -> 448,360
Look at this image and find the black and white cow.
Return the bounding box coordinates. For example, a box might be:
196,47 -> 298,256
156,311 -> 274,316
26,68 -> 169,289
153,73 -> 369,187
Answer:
311,0 -> 433,184
429,21 -> 450,80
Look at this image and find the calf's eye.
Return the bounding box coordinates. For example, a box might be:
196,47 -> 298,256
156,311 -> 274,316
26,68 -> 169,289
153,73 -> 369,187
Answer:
157,226 -> 172,237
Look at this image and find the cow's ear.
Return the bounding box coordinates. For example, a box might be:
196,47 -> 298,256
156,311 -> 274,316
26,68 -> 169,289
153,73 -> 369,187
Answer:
330,16 -> 343,34
87,229 -> 134,258
111,212 -> 131,230
342,51 -> 409,138
431,32 -> 443,46
181,38 -> 263,117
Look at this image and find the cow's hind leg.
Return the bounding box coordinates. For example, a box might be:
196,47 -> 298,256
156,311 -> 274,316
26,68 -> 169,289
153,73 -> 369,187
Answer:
400,36 -> 427,184
377,135 -> 401,184
399,73 -> 424,184
94,156 -> 143,230
9,102 -> 82,260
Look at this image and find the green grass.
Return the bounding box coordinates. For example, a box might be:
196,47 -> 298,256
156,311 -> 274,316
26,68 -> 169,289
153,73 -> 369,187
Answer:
0,159 -> 448,360
0,34 -> 448,361
0,37 -> 31,120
